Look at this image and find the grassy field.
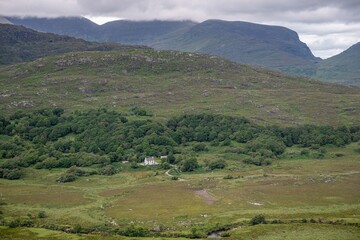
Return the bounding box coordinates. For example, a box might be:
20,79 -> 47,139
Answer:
0,143 -> 359,239
1,224 -> 359,240
227,224 -> 360,240
1,48 -> 359,239
0,50 -> 359,125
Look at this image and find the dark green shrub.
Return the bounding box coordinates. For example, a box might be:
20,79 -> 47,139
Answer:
8,219 -> 21,228
8,218 -> 34,228
121,225 -> 148,237
300,149 -> 310,156
310,144 -> 320,150
192,143 -> 208,152
57,173 -> 77,183
271,219 -> 283,224
223,175 -> 234,179
180,158 -> 199,172
0,168 -> 22,180
99,165 -> 117,176
221,139 -> 232,146
249,215 -> 266,225
66,166 -> 86,176
167,153 -> 176,164
130,107 -> 150,116
247,135 -> 286,156
160,162 -> 171,170
38,211 -> 46,218
130,162 -> 139,169
243,158 -> 271,166
209,159 -> 227,170
312,151 -> 325,159
73,224 -> 82,234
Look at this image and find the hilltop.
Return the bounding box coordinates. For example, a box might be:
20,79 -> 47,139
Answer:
0,16 -> 12,24
313,42 -> 360,85
5,16 -> 98,41
7,16 -> 197,44
0,49 -> 359,125
152,20 -> 319,70
7,16 -> 360,86
6,17 -> 318,73
0,24 -> 149,65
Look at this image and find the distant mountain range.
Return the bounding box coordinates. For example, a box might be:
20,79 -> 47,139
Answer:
313,42 -> 360,85
6,17 -> 319,70
0,23 -> 149,65
3,16 -> 360,85
0,16 -> 12,24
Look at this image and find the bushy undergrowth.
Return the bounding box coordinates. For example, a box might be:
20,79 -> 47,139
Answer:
0,108 -> 359,179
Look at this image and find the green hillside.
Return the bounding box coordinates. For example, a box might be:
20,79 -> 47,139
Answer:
1,28 -> 359,240
6,16 -> 99,41
0,49 -> 359,125
7,17 -> 360,86
6,17 -> 319,74
152,20 -> 318,71
0,24 -> 149,65
99,20 -> 196,45
313,42 -> 360,85
1,17 -> 360,240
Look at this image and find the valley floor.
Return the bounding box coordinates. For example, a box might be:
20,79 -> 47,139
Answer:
0,144 -> 359,239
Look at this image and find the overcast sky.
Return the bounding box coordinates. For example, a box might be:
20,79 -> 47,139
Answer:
1,0 -> 359,59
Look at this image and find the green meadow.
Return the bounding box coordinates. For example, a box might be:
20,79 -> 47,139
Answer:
0,50 -> 359,125
0,143 -> 359,239
0,50 -> 359,239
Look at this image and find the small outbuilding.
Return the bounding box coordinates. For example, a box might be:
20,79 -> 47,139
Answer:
143,157 -> 159,166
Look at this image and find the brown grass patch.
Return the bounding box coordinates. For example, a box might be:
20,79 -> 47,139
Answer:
0,185 -> 89,207
194,189 -> 217,204
104,182 -> 212,221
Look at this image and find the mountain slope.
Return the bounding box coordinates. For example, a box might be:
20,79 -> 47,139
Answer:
98,20 -> 196,45
0,49 -> 358,125
7,16 -> 197,44
0,16 -> 13,24
0,24 -> 149,65
4,17 -> 359,86
6,17 -> 318,72
152,20 -> 319,70
7,16 -> 99,41
313,42 -> 360,85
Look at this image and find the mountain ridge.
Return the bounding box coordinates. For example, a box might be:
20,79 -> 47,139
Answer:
3,16 -> 359,85
0,24 -> 150,65
313,42 -> 360,85
6,17 -> 318,70
152,19 -> 319,69
0,48 -> 359,125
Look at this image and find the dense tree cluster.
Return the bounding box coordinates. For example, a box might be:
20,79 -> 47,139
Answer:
0,109 -> 359,179
168,114 -> 358,150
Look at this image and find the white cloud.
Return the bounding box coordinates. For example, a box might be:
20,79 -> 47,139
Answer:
1,0 -> 359,58
84,16 -> 121,25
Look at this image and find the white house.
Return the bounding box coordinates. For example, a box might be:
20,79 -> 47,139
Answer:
143,157 -> 159,166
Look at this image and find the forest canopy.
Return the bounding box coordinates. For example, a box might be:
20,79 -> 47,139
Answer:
0,108 -> 359,179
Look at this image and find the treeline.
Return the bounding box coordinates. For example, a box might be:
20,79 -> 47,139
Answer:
0,109 -> 359,179
167,114 -> 359,147
0,108 -> 175,179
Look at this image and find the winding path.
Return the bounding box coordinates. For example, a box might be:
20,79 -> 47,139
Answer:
165,169 -> 187,181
